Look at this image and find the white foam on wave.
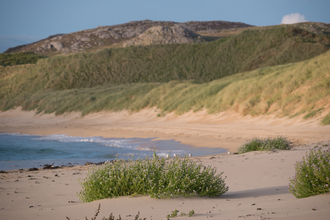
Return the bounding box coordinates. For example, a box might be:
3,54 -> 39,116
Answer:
0,133 -> 31,136
33,134 -> 140,150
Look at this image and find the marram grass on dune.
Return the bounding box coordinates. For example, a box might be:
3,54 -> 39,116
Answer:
1,49 -> 330,124
78,152 -> 228,202
1,26 -> 330,123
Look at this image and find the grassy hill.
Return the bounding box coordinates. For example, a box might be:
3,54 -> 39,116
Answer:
0,25 -> 330,124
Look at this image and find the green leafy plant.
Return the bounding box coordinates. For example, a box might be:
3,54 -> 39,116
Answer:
288,148 -> 330,198
237,136 -> 291,154
166,209 -> 179,219
78,151 -> 228,202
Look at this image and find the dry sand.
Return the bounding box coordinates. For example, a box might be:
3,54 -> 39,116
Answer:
0,108 -> 330,220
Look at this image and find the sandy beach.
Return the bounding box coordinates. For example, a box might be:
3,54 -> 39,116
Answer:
1,108 -> 330,220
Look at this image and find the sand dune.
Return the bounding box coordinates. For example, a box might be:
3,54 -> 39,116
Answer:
0,108 -> 330,219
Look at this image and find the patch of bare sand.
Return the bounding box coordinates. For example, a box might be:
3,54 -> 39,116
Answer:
1,146 -> 330,220
0,108 -> 330,220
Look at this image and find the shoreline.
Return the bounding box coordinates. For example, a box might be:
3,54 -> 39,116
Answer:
1,108 -> 330,219
1,107 -> 330,153
0,132 -> 227,171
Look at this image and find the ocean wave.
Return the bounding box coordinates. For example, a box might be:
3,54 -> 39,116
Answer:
0,132 -> 32,136
33,134 -> 139,149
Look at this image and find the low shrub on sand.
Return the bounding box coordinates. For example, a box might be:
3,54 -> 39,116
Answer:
237,136 -> 291,154
78,151 -> 228,202
289,148 -> 330,198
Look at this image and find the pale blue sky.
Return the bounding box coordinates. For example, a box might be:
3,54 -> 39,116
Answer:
0,0 -> 329,53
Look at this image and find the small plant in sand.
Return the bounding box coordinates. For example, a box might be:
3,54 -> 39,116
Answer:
288,148 -> 330,198
66,204 -> 146,220
237,136 -> 291,154
166,209 -> 179,219
78,150 -> 228,202
166,209 -> 195,219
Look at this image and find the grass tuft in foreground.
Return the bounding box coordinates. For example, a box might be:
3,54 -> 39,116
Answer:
237,136 -> 291,154
289,148 -> 330,198
78,152 -> 228,203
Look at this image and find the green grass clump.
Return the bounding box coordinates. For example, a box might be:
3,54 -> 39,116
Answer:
321,113 -> 330,125
289,148 -> 330,198
78,152 -> 228,202
303,108 -> 324,119
237,136 -> 291,154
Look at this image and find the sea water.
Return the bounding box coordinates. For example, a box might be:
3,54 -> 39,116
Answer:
0,133 -> 226,170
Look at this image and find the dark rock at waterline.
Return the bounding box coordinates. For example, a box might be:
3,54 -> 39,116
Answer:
84,161 -> 107,166
43,164 -> 61,170
28,168 -> 39,171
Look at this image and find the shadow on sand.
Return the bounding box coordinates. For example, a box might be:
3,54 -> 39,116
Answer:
222,185 -> 289,199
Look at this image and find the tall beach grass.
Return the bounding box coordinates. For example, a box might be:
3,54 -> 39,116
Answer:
1,49 -> 329,123
0,26 -> 330,123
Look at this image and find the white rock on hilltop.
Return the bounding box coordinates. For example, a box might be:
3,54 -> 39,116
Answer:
123,25 -> 203,47
50,42 -> 63,51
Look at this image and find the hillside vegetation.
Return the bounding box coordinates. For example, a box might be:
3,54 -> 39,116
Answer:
0,52 -> 46,67
0,25 -> 330,124
1,26 -> 329,95
1,47 -> 330,124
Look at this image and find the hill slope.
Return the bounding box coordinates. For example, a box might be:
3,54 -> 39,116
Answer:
3,20 -> 252,56
1,24 -> 330,124
1,25 -> 329,99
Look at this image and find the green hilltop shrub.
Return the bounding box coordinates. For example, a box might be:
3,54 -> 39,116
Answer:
237,136 -> 291,154
78,152 -> 228,202
289,148 -> 330,198
0,52 -> 46,66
